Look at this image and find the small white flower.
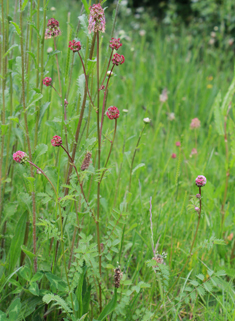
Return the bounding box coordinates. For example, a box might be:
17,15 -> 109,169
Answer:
50,6 -> 56,11
168,113 -> 175,121
143,117 -> 151,124
123,109 -> 128,113
139,30 -> 146,37
47,47 -> 53,53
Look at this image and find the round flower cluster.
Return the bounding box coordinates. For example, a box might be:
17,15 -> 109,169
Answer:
43,77 -> 52,86
195,175 -> 206,187
45,18 -> 61,39
13,151 -> 28,164
190,118 -> 200,129
109,38 -> 122,50
88,3 -> 105,34
112,53 -> 125,66
175,141 -> 181,147
106,106 -> 120,120
51,135 -> 62,147
68,40 -> 81,52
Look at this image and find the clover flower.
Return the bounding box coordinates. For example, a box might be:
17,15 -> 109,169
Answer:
106,106 -> 120,120
51,135 -> 62,147
88,3 -> 105,34
13,151 -> 28,164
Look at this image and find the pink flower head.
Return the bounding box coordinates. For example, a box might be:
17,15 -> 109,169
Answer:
109,38 -> 122,50
175,141 -> 181,147
112,53 -> 125,66
13,151 -> 28,164
43,77 -> 52,86
194,207 -> 200,213
68,40 -> 81,52
191,148 -> 197,155
45,18 -> 61,39
190,118 -> 201,129
196,193 -> 201,199
106,106 -> 120,120
171,153 -> 176,159
51,135 -> 62,147
88,3 -> 105,34
195,175 -> 206,187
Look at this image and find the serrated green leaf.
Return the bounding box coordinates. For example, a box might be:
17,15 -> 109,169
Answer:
10,22 -> 21,35
196,274 -> 204,281
43,293 -> 72,313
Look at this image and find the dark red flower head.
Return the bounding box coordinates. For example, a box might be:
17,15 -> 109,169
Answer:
68,40 -> 81,52
112,53 -> 125,66
109,38 -> 122,50
106,106 -> 120,120
51,135 -> 62,147
47,18 -> 59,28
43,77 -> 52,86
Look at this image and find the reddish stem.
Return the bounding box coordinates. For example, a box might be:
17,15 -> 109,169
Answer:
100,49 -> 113,88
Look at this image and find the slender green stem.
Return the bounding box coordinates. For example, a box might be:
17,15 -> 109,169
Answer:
20,0 -> 37,272
66,52 -> 75,99
100,119 -> 117,183
60,145 -> 96,222
53,37 -> 62,95
129,125 -> 146,192
0,0 -> 6,224
96,31 -> 102,313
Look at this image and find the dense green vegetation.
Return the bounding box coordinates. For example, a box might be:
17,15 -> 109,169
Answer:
0,0 -> 235,320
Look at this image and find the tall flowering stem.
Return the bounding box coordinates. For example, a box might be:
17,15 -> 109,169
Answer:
100,49 -> 113,88
190,186 -> 202,253
20,0 -> 37,272
53,37 -> 62,95
96,31 -> 102,313
100,118 -> 117,183
0,0 -> 6,224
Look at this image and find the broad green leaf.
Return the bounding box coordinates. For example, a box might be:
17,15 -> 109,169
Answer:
30,271 -> 43,283
97,289 -> 117,321
29,282 -> 39,296
7,212 -> 27,274
8,116 -> 19,123
8,298 -> 21,321
19,265 -> 31,282
26,93 -> 43,109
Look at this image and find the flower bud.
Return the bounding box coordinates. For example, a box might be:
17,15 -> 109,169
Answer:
143,117 -> 150,124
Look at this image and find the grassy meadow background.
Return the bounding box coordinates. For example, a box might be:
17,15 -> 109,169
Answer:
1,0 -> 235,320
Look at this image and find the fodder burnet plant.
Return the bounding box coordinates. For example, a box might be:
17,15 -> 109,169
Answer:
1,0 -> 235,320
